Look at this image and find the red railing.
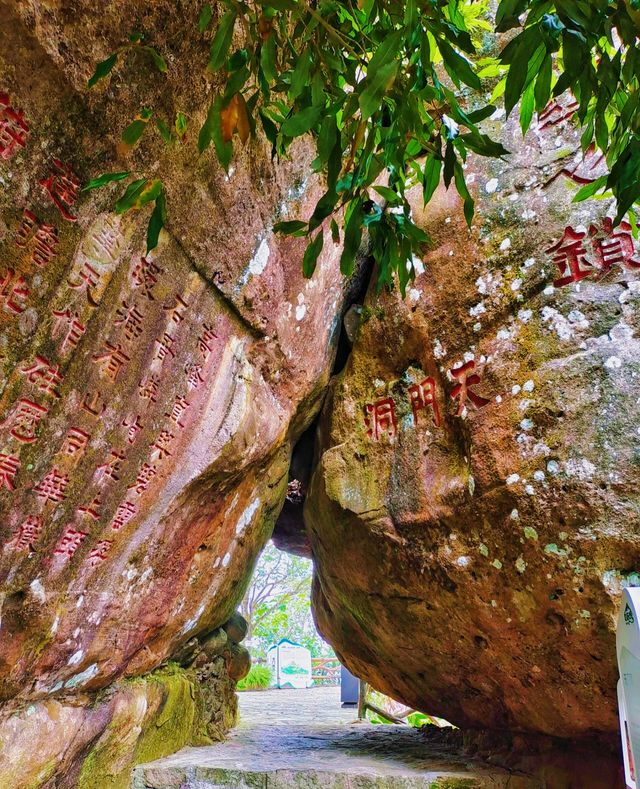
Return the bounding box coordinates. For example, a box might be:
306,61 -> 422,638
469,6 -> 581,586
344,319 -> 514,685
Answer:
311,657 -> 340,685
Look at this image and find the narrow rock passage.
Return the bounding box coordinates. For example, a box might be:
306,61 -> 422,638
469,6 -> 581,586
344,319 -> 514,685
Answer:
132,687 -> 534,788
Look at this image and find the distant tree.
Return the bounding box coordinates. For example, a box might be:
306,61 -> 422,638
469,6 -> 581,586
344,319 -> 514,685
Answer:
240,541 -> 334,658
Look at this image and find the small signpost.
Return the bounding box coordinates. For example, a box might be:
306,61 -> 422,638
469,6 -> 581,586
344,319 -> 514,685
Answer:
617,587 -> 640,788
267,638 -> 313,689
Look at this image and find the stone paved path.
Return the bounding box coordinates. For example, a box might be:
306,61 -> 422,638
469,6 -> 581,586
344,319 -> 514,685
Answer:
132,687 -> 537,788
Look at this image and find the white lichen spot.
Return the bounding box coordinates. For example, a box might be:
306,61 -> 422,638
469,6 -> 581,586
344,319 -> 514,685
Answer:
248,238 -> 270,276
605,356 -> 622,370
523,257 -> 536,268
295,303 -> 307,321
495,395 -> 503,403
515,557 -> 527,573
533,470 -> 545,482
520,418 -> 534,431
564,458 -> 596,479
525,484 -> 535,495
473,322 -> 482,332
408,288 -> 421,303
433,339 -> 446,359
523,379 -> 535,392
485,178 -> 499,194
512,384 -> 521,395
68,650 -> 84,666
222,552 -> 231,567
29,579 -> 45,603
518,309 -> 533,323
543,285 -> 555,296
547,460 -> 561,475
499,238 -> 511,251
579,609 -> 591,619
521,209 -> 536,221
235,498 -> 261,536
506,473 -> 520,485
497,328 -> 512,341
510,509 -> 519,520
412,255 -> 425,275
456,556 -> 471,567
470,302 -> 486,317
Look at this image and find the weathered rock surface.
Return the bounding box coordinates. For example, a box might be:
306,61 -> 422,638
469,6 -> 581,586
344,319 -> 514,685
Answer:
307,97 -> 640,751
0,1 -> 347,784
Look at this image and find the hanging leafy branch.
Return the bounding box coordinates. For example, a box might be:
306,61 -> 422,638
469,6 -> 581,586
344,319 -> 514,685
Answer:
86,0 -> 640,292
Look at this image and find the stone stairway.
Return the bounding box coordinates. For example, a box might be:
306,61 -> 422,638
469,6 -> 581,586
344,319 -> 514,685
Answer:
131,688 -> 535,789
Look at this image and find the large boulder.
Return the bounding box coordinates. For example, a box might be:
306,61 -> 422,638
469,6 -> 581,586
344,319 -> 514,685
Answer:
0,1 -> 347,784
306,97 -> 640,744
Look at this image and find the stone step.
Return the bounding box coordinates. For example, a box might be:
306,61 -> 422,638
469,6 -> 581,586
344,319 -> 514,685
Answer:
132,724 -> 536,789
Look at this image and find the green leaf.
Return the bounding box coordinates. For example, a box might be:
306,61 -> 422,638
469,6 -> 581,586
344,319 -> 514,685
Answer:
520,80 -> 535,135
438,39 -> 481,90
142,46 -> 168,73
422,156 -> 442,205
281,105 -> 324,137
260,34 -> 278,83
115,178 -> 163,214
572,175 -> 608,202
122,117 -> 150,146
273,220 -> 308,236
359,60 -> 399,119
146,189 -> 167,253
534,54 -> 553,113
373,185 -> 403,205
453,163 -> 474,227
82,171 -> 131,191
175,111 -> 188,137
340,199 -> 364,276
209,10 -> 237,71
290,48 -> 312,100
198,3 -> 213,32
303,230 -> 324,277
156,118 -> 173,143
330,218 -> 340,244
88,52 -> 118,88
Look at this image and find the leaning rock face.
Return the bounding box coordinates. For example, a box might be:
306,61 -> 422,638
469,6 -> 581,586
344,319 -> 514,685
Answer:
307,98 -> 640,739
0,0 -> 343,748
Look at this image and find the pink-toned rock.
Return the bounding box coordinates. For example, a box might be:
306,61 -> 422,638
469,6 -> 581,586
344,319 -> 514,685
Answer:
307,96 -> 640,751
0,1 -> 348,784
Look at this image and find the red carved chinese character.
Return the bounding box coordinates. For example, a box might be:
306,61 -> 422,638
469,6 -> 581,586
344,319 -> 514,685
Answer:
449,360 -> 490,416
54,527 -> 88,557
0,452 -> 20,490
537,98 -> 579,131
0,93 -> 29,160
21,355 -> 63,398
198,324 -> 217,360
150,430 -> 174,461
88,539 -> 113,565
546,226 -> 594,287
0,268 -> 29,314
93,341 -> 130,381
62,427 -> 90,456
185,362 -> 204,391
589,217 -> 640,273
364,398 -> 397,440
132,257 -> 161,300
138,375 -> 160,403
128,462 -> 157,495
165,396 -> 189,429
8,516 -> 42,552
408,377 -> 441,427
34,467 -> 69,503
53,308 -> 86,351
16,209 -> 60,267
110,500 -> 136,530
122,415 -> 143,444
77,495 -> 102,521
33,223 -> 59,267
15,209 -> 39,247
95,448 -> 126,484
81,390 -> 106,418
6,398 -> 48,443
68,260 -> 100,306
154,332 -> 176,363
89,220 -> 121,262
39,159 -> 80,222
115,300 -> 145,341
163,294 -> 189,324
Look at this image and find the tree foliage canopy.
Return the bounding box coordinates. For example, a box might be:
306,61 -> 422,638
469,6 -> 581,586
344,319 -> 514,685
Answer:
88,0 -> 640,292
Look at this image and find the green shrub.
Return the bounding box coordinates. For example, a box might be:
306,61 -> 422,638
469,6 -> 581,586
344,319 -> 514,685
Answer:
236,665 -> 272,691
